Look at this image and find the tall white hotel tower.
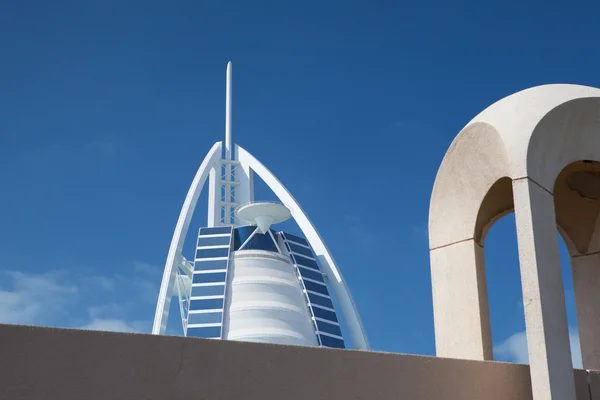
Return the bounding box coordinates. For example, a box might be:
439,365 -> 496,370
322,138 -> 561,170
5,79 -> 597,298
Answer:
152,62 -> 369,350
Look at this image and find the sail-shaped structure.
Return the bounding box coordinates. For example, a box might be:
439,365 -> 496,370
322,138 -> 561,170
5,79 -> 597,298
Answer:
152,62 -> 369,350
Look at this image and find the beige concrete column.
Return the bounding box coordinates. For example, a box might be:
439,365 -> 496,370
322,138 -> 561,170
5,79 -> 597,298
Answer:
512,178 -> 576,400
430,239 -> 492,360
571,252 -> 600,370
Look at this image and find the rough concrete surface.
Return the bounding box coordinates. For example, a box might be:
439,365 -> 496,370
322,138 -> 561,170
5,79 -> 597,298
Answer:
0,324 -> 596,400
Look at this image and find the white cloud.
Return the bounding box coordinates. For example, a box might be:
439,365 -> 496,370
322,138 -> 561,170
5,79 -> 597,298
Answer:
0,263 -> 157,334
80,318 -> 142,333
133,261 -> 161,276
89,276 -> 116,291
0,270 -> 77,325
495,328 -> 582,368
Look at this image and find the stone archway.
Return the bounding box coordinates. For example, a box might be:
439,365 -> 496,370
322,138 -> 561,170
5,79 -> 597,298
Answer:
429,84 -> 600,400
555,160 -> 600,370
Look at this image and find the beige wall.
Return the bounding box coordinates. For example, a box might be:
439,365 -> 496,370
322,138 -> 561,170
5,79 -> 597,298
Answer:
0,324 -> 597,400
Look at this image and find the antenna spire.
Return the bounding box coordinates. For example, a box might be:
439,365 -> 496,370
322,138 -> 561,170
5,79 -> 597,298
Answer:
225,61 -> 232,160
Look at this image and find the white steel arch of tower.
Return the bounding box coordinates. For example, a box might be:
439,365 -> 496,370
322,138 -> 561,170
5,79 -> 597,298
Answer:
151,62 -> 369,350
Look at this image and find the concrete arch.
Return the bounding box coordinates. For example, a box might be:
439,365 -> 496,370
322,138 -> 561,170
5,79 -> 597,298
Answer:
429,122 -> 510,249
527,97 -> 600,191
429,84 -> 600,400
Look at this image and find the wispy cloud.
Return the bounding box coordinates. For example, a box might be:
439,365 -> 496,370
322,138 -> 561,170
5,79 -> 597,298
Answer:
133,261 -> 161,276
0,270 -> 77,325
89,276 -> 117,291
0,261 -> 159,334
79,318 -> 146,333
495,328 -> 582,368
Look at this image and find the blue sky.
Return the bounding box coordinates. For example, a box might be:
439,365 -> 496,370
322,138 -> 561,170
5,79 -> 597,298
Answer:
1,0 -> 599,366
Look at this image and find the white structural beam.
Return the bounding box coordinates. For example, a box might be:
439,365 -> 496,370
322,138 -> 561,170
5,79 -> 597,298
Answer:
152,141 -> 223,335
236,144 -> 370,350
225,61 -> 232,160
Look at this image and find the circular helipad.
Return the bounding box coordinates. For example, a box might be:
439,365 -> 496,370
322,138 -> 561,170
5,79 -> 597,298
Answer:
235,201 -> 292,232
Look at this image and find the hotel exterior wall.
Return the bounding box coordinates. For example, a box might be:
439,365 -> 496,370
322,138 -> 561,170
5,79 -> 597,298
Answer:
0,324 -> 596,400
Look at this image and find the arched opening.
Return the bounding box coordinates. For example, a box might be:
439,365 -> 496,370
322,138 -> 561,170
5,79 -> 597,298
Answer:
475,176 -> 583,366
553,159 -> 600,370
485,213 -> 581,366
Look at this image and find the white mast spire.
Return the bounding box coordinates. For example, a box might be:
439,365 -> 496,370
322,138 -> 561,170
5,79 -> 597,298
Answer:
225,61 -> 232,160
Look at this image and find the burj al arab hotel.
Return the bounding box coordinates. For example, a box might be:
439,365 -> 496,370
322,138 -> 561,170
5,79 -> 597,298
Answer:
152,62 -> 369,350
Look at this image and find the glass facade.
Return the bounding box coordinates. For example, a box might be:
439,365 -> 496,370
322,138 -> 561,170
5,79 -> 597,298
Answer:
291,254 -> 320,271
182,225 -> 347,349
188,226 -> 233,339
199,226 -> 232,235
233,226 -> 278,252
281,232 -> 346,349
187,326 -> 222,339
196,247 -> 230,259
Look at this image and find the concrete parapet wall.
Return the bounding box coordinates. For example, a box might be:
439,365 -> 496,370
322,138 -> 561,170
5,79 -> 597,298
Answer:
0,324 -> 596,400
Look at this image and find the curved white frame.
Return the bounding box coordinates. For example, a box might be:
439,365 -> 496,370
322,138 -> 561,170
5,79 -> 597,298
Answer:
236,145 -> 370,350
152,141 -> 222,335
152,141 -> 369,350
153,61 -> 368,349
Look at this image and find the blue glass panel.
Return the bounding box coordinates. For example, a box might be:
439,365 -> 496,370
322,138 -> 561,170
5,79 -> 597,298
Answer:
192,272 -> 226,284
316,320 -> 343,337
191,285 -> 225,297
312,306 -> 338,322
189,298 -> 224,310
233,226 -> 256,249
308,293 -> 334,309
187,326 -> 222,338
298,267 -> 324,283
233,226 -> 278,252
288,242 -> 313,257
294,254 -> 319,270
196,247 -> 229,259
283,232 -> 309,246
199,226 -> 232,235
319,334 -> 345,349
187,312 -> 223,325
194,259 -> 228,271
244,232 -> 277,252
197,235 -> 231,247
303,279 -> 328,296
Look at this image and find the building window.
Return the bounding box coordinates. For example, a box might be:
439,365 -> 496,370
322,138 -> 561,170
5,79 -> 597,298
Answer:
233,226 -> 279,253
192,272 -> 226,284
311,305 -> 338,323
303,280 -> 328,296
288,242 -> 313,258
191,284 -> 225,297
298,266 -> 324,283
189,297 -> 224,311
196,247 -> 230,259
307,292 -> 334,309
187,312 -> 223,325
283,232 -> 309,246
197,235 -> 231,247
194,259 -> 228,271
187,326 -> 222,338
199,226 -> 232,235
293,254 -> 319,271
316,320 -> 342,337
319,334 -> 345,349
